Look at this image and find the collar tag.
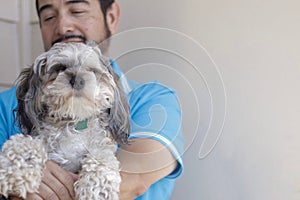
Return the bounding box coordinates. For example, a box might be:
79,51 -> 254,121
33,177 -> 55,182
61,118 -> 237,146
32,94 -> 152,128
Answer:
75,119 -> 88,131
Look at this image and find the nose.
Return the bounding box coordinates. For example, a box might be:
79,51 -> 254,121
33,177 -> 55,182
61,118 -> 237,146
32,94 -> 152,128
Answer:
56,14 -> 74,36
69,75 -> 85,90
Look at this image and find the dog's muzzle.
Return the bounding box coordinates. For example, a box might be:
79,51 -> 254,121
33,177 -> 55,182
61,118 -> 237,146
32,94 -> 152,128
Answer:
69,75 -> 85,90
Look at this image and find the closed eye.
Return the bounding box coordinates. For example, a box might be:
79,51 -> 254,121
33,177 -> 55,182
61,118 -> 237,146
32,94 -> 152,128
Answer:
44,15 -> 56,22
40,7 -> 57,23
71,10 -> 86,15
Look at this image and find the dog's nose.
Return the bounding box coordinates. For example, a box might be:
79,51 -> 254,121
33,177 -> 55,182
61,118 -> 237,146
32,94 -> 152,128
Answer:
69,75 -> 85,90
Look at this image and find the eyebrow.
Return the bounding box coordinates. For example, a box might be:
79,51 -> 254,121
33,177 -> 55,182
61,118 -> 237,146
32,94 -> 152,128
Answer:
66,0 -> 90,6
38,0 -> 90,16
38,4 -> 52,16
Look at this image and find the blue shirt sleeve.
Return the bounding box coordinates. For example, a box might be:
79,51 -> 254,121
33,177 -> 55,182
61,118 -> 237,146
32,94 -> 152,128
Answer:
126,80 -> 185,200
127,80 -> 184,178
111,61 -> 185,200
0,87 -> 20,150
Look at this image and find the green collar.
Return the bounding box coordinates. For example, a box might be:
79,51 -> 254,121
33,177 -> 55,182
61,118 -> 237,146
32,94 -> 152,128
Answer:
75,119 -> 88,131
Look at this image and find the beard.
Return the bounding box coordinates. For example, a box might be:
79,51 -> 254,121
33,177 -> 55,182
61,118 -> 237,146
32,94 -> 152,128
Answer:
98,22 -> 112,55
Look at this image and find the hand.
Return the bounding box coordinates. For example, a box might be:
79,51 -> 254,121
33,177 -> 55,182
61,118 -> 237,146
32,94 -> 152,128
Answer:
10,160 -> 78,200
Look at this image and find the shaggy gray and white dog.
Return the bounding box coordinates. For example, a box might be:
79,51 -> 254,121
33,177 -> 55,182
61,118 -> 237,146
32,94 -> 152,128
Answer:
0,42 -> 130,199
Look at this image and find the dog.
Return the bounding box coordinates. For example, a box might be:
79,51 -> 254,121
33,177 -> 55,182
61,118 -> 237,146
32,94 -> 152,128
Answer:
0,42 -> 130,199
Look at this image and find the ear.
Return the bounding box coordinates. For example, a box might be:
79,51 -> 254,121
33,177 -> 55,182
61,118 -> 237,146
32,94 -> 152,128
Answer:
16,58 -> 47,135
92,44 -> 130,143
105,2 -> 120,35
106,64 -> 130,144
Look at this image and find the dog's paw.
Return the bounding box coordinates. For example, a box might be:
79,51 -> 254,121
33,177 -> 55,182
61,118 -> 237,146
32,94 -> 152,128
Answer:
74,155 -> 121,200
74,172 -> 121,200
0,134 -> 47,198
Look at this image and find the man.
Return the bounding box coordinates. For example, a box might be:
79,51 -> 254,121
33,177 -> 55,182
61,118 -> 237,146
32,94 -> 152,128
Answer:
0,0 -> 184,199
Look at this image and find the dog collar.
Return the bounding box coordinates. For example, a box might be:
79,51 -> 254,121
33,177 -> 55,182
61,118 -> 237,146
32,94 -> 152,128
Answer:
75,119 -> 88,131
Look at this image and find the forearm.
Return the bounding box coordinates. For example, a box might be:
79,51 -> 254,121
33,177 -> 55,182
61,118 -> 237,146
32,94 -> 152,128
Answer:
117,138 -> 177,199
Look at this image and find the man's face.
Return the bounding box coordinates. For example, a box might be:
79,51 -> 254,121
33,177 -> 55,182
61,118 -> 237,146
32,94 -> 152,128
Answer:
38,0 -> 110,51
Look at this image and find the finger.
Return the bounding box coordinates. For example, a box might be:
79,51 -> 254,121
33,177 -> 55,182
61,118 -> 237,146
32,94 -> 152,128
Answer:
39,180 -> 61,200
10,193 -> 43,200
9,161 -> 77,200
46,161 -> 75,199
42,164 -> 73,200
26,193 -> 43,200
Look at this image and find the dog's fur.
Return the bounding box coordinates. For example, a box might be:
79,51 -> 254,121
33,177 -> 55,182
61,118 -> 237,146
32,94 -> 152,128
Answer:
0,42 -> 130,199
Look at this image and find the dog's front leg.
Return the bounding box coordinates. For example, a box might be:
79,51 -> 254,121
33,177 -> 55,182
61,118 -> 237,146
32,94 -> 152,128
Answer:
0,134 -> 47,198
74,152 -> 121,200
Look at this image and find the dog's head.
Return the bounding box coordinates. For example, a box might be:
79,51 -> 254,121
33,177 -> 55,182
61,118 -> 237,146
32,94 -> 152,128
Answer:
16,42 -> 130,144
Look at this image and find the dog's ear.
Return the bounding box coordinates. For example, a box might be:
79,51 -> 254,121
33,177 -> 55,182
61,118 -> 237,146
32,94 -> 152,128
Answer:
107,66 -> 131,144
16,57 -> 47,135
90,42 -> 130,144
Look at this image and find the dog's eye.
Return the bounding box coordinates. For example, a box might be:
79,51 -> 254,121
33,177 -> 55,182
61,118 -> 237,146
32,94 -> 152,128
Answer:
51,65 -> 67,73
47,65 -> 67,82
48,71 -> 59,82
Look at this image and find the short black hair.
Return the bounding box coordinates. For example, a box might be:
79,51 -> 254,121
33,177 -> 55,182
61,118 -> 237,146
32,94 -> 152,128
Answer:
35,0 -> 115,18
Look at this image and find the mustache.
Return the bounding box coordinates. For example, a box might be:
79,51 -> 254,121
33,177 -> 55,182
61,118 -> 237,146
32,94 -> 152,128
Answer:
51,35 -> 87,46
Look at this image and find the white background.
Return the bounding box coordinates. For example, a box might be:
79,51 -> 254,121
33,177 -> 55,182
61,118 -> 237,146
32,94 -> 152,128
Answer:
1,1 -> 300,199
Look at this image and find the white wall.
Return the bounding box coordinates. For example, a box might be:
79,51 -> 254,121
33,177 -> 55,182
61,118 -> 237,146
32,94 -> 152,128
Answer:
1,1 -> 300,199
116,1 -> 300,200
0,0 -> 21,91
0,0 -> 43,92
